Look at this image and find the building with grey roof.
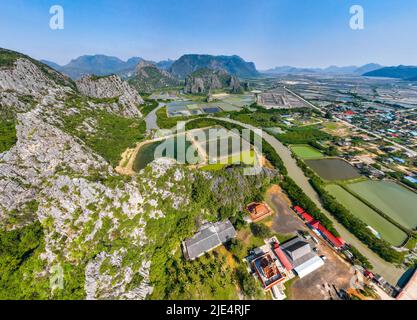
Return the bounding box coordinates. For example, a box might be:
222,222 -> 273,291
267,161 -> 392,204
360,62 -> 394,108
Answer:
280,236 -> 324,278
183,220 -> 237,260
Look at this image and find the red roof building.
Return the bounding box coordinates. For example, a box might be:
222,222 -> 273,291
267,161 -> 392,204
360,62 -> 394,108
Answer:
317,224 -> 345,249
252,253 -> 285,290
273,243 -> 293,272
309,220 -> 345,249
293,206 -> 305,215
301,212 -> 314,223
247,202 -> 273,222
309,220 -> 320,229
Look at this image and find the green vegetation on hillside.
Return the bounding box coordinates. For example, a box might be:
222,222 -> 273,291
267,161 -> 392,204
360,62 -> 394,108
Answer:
63,95 -> 146,166
0,118 -> 17,153
0,221 -> 48,299
146,167 -> 273,299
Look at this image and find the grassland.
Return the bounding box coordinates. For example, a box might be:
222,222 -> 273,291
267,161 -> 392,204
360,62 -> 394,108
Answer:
325,185 -> 408,246
290,144 -> 323,159
347,181 -> 417,230
201,150 -> 256,171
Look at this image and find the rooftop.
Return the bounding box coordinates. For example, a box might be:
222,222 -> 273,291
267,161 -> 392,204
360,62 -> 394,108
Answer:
247,202 -> 273,222
184,220 -> 237,260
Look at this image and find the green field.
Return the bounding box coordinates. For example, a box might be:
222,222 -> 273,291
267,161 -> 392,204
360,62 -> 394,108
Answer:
347,181 -> 417,230
326,185 -> 408,246
290,144 -> 323,159
201,150 -> 256,171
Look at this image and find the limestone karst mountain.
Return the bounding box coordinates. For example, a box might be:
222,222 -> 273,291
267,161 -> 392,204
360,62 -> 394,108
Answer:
75,74 -> 144,117
0,47 -> 272,300
184,68 -> 243,94
128,60 -> 179,93
42,55 -> 144,80
169,54 -> 259,79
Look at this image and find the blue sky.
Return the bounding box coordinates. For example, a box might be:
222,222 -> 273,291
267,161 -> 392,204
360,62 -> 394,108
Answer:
0,0 -> 416,69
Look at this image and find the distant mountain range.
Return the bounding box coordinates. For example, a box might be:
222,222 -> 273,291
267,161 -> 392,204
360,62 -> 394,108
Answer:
42,54 -> 260,80
363,65 -> 417,81
41,53 -> 417,83
169,54 -> 259,79
263,63 -> 383,76
41,55 -> 144,79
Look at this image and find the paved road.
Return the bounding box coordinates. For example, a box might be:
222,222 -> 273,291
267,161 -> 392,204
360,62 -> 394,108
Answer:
285,87 -> 417,157
214,116 -> 406,285
145,102 -> 165,131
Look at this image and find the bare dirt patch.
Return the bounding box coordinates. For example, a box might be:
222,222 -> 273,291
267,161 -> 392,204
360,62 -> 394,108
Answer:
290,241 -> 355,300
266,185 -> 307,235
115,141 -> 146,176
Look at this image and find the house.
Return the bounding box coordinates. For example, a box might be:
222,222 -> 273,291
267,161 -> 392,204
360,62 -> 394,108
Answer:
278,237 -> 324,279
247,202 -> 273,222
183,220 -> 237,260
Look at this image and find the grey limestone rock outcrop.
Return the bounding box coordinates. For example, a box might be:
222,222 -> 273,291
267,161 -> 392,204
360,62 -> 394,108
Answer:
76,75 -> 144,118
184,68 -> 243,94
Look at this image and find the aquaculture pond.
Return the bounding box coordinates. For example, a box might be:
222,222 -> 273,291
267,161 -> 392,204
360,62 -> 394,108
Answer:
347,180 -> 417,230
325,185 -> 408,246
305,158 -> 361,181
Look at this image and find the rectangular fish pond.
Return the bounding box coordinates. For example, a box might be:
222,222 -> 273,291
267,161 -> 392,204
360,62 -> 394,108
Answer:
305,158 -> 361,181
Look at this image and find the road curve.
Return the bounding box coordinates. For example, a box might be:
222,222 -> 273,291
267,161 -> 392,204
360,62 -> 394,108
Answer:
214,116 -> 405,285
145,102 -> 165,131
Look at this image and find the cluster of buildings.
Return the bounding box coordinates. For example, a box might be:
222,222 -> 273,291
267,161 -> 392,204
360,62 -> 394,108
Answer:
245,235 -> 325,300
331,104 -> 417,155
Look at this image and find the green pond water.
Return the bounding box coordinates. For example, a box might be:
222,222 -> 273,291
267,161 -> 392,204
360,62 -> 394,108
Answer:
347,180 -> 417,230
305,158 -> 361,181
326,185 -> 407,246
133,136 -> 199,171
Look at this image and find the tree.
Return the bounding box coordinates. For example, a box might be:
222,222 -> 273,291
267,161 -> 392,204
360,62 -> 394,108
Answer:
236,266 -> 261,299
250,223 -> 271,239
228,239 -> 246,259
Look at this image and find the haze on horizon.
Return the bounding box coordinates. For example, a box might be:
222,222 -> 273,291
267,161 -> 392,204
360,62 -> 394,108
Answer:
0,0 -> 416,70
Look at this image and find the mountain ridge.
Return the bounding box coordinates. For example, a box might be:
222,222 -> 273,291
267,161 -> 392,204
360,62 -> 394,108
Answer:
363,65 -> 417,80
263,63 -> 383,75
169,54 -> 259,79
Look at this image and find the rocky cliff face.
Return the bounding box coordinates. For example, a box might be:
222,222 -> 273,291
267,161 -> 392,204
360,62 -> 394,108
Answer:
129,60 -> 179,93
0,50 -> 194,300
184,68 -> 243,94
76,75 -> 144,118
